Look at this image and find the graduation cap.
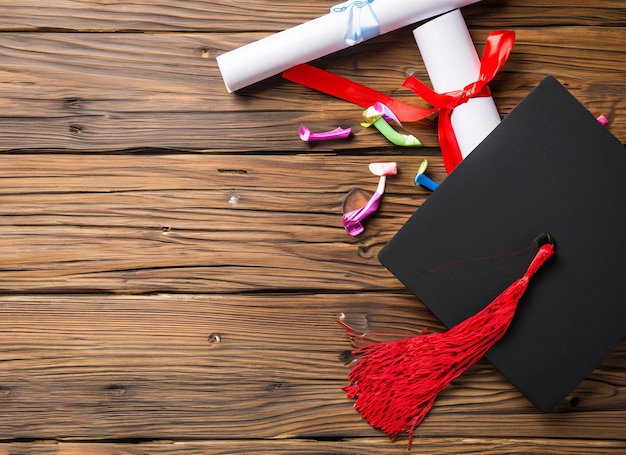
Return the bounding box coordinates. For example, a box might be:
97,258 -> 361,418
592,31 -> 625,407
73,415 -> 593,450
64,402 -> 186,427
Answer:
340,76 -> 626,446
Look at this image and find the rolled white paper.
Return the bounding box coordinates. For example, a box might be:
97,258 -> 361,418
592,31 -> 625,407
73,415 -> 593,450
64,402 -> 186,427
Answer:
413,9 -> 501,158
217,0 -> 482,92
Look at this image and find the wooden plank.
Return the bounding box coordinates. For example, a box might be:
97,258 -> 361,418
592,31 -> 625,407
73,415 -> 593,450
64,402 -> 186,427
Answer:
0,0 -> 623,32
2,438 -> 626,455
0,294 -> 624,442
0,28 -> 623,151
0,153 -> 440,294
0,2 -> 623,453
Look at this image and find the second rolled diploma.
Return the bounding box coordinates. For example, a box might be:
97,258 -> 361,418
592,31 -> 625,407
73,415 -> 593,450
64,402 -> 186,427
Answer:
413,9 -> 502,159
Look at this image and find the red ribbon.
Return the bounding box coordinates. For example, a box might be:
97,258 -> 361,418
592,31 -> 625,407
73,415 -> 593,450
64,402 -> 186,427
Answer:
282,63 -> 434,123
282,30 -> 514,174
403,30 -> 515,173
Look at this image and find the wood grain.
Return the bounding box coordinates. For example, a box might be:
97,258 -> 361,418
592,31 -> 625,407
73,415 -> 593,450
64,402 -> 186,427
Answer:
0,1 -> 624,453
0,294 -> 624,443
0,28 -> 623,151
0,0 -> 623,32
2,438 -> 626,455
0,154 -> 439,293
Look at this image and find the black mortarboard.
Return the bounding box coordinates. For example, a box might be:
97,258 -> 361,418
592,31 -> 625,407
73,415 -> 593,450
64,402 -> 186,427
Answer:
378,75 -> 626,411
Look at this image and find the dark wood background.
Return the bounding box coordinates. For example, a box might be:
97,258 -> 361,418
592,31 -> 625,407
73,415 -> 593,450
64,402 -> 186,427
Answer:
0,1 -> 624,453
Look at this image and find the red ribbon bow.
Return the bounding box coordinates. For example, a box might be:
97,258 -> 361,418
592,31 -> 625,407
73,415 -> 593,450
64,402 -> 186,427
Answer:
403,30 -> 515,173
282,31 -> 515,174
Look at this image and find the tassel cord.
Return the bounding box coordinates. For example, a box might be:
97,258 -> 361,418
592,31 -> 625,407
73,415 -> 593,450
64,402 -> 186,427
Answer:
340,243 -> 554,449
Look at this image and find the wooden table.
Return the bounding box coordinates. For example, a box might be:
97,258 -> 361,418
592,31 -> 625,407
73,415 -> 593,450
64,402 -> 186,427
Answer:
0,1 -> 624,453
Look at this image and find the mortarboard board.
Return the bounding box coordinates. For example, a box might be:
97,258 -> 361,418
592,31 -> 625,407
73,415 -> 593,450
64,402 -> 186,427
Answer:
378,75 -> 626,411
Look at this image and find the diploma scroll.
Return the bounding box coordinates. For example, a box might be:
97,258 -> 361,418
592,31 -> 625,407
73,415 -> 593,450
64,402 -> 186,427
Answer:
413,9 -> 502,158
217,0 -> 482,92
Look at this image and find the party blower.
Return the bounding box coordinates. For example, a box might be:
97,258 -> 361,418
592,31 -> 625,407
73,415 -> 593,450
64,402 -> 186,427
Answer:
342,162 -> 397,236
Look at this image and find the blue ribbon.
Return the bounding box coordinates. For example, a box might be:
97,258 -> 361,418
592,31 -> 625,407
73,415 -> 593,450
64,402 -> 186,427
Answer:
332,0 -> 380,46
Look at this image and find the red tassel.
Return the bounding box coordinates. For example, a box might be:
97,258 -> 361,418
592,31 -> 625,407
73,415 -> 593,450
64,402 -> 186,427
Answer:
339,242 -> 554,449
